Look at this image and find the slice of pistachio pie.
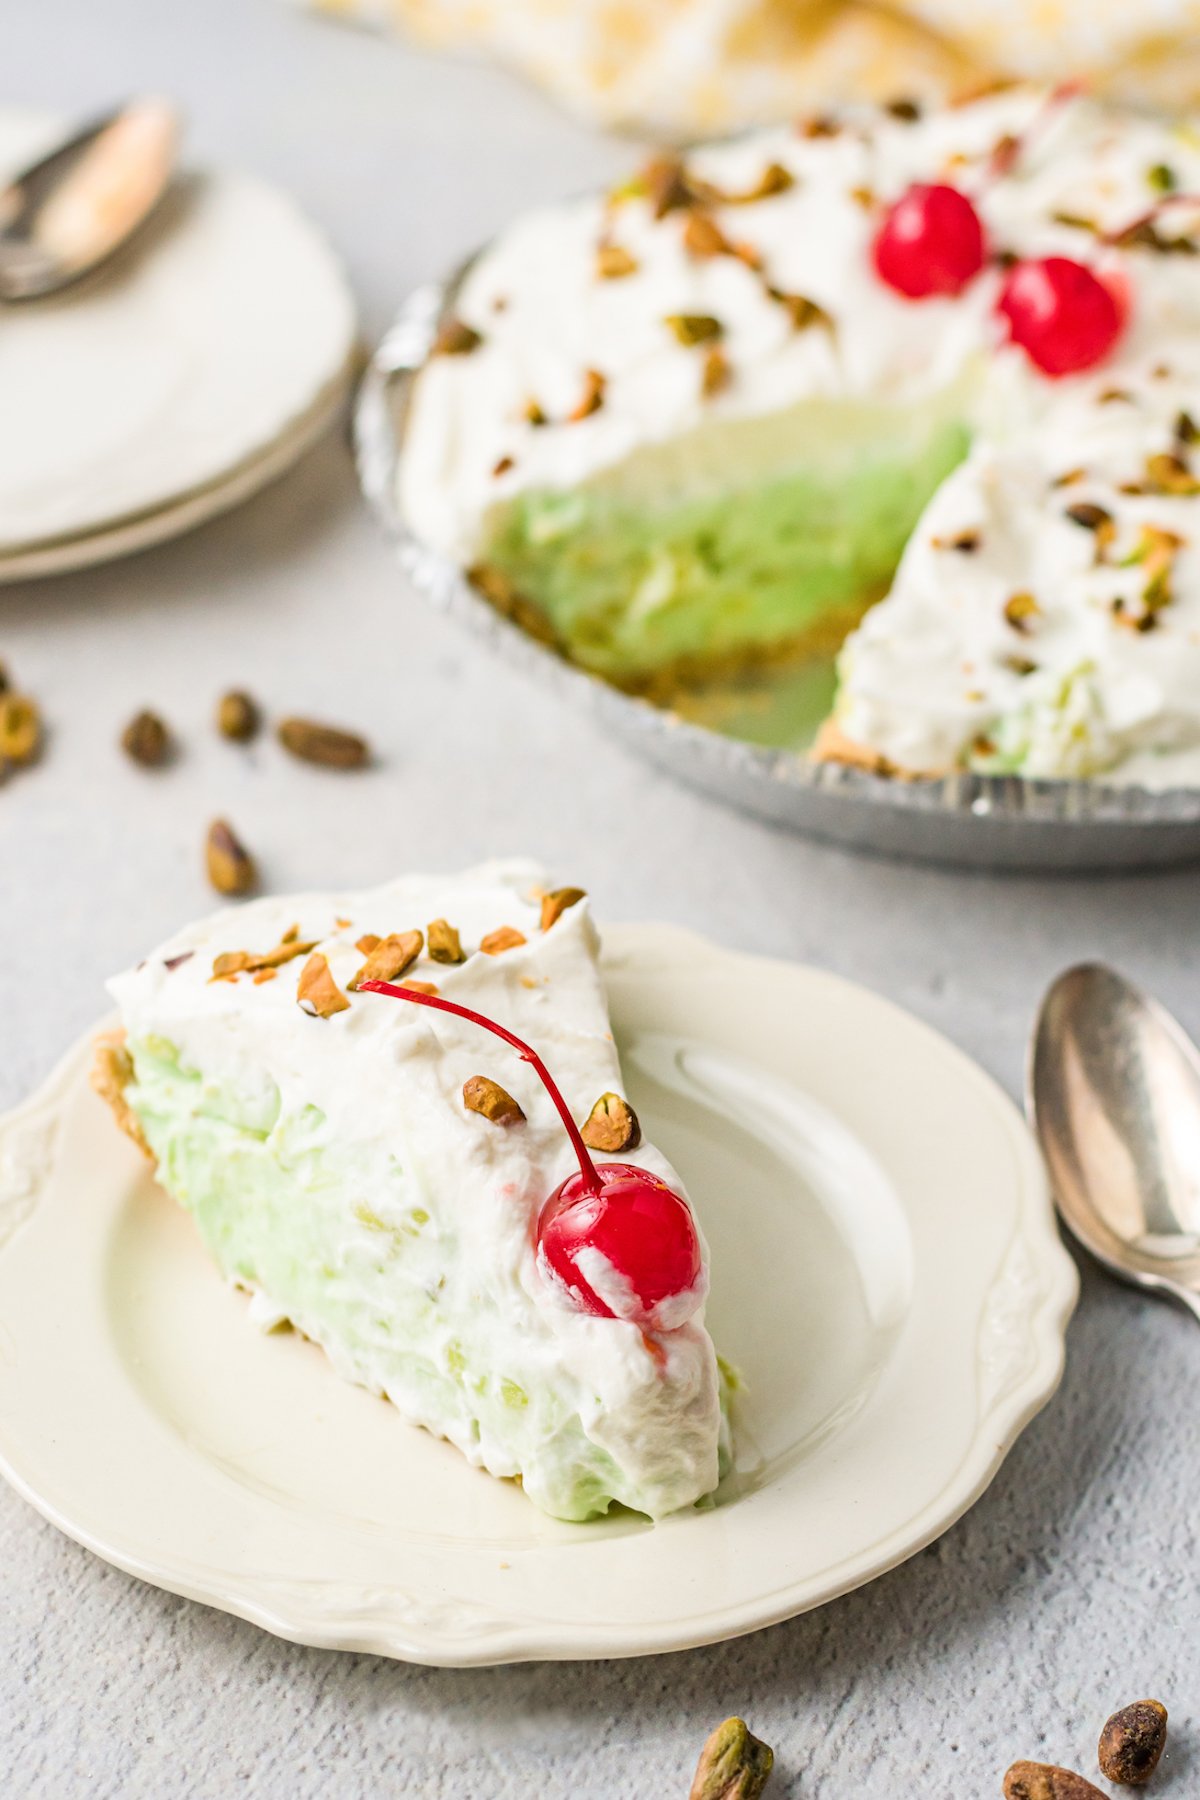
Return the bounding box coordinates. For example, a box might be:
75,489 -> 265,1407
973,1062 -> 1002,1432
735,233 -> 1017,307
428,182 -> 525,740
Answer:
97,860 -> 726,1521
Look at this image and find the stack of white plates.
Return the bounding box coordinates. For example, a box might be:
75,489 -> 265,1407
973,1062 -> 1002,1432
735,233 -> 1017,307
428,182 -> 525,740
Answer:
0,110 -> 358,581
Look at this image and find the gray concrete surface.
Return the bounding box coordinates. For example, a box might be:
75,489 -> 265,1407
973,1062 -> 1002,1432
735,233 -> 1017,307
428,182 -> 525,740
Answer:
2,6 -> 1197,1794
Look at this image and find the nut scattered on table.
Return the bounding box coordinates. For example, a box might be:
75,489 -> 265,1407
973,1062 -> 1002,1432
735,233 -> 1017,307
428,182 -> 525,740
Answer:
206,818 -> 257,897
1003,1760 -> 1106,1799
689,1717 -> 774,1799
121,709 -> 172,768
582,1092 -> 641,1153
0,692 -> 42,767
1098,1701 -> 1168,1786
217,689 -> 261,743
463,1075 -> 525,1126
277,716 -> 370,770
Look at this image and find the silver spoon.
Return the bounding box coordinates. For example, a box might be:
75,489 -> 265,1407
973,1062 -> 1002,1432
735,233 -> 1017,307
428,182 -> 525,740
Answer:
1029,962 -> 1200,1322
0,97 -> 180,301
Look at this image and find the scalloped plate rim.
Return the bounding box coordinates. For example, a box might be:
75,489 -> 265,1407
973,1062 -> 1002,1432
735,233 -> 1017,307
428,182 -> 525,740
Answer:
0,927 -> 1078,1665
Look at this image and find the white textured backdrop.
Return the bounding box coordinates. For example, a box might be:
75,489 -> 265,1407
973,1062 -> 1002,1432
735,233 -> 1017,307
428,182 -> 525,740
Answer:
2,4 -> 1197,1793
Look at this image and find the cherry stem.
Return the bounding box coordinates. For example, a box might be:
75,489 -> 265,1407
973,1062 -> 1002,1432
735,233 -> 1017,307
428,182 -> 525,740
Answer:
983,79 -> 1086,188
359,978 -> 602,1196
1103,191 -> 1200,246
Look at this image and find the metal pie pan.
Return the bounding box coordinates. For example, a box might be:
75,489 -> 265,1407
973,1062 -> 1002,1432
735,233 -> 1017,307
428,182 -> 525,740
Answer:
354,274 -> 1200,872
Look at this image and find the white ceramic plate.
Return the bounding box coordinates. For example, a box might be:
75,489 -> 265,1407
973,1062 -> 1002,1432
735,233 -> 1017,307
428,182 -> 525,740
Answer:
0,925 -> 1076,1666
0,109 -> 357,566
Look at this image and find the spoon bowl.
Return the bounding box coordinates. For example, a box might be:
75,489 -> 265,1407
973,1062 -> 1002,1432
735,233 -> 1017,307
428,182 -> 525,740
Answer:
1029,962 -> 1200,1319
0,97 -> 179,301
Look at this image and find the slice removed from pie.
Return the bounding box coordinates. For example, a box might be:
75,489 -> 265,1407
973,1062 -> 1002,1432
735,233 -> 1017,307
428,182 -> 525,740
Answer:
97,859 -> 726,1521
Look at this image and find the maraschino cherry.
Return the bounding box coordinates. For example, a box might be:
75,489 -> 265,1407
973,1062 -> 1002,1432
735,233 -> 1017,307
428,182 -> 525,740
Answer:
360,979 -> 704,1332
996,256 -> 1125,377
872,183 -> 987,298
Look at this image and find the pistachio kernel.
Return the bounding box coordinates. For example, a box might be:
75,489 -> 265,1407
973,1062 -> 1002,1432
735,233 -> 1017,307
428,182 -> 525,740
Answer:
427,918 -> 466,963
277,716 -> 370,770
689,1717 -> 774,1800
541,887 -> 586,931
1145,450 -> 1200,495
0,694 -> 42,766
1148,162 -> 1177,194
216,689 -> 261,743
463,1076 -> 525,1126
664,312 -> 723,347
432,317 -> 483,356
702,346 -> 732,397
567,369 -> 606,422
682,212 -> 731,258
596,242 -> 638,279
1175,409 -> 1199,445
205,819 -> 257,898
480,926 -> 527,955
120,709 -> 172,768
349,930 -> 423,991
582,1093 -> 642,1154
211,929 -> 317,981
1098,1699 -> 1168,1786
296,952 -> 350,1018
1004,591 -> 1042,634
767,288 -> 833,332
1003,1762 -> 1106,1800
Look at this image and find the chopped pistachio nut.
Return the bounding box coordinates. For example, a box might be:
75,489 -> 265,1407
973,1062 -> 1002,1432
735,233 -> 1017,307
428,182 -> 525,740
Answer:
121,709 -> 171,768
682,212 -> 732,258
596,242 -> 638,279
427,918 -> 466,963
664,313 -> 723,347
297,951 -> 350,1018
1176,409 -> 1199,445
0,694 -> 42,766
216,690 -> 261,743
463,1075 -> 525,1126
567,369 -> 606,422
689,1717 -> 774,1800
432,317 -> 483,356
1148,162 -> 1177,194
639,154 -> 693,219
206,819 -> 257,898
522,398 -> 548,427
582,1092 -> 642,1154
767,288 -> 833,332
277,716 -> 370,769
541,887 -> 586,931
702,346 -> 731,397
211,929 -> 317,981
1144,451 -> 1200,495
349,929 -> 423,990
480,926 -> 527,955
1004,591 -> 1042,634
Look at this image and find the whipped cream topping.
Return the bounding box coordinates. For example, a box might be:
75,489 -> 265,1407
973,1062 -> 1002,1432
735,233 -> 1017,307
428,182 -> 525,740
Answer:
108,861 -> 723,1518
399,88 -> 1200,782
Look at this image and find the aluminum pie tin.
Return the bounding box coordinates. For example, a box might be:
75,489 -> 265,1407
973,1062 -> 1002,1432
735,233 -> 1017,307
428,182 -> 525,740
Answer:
355,273 -> 1200,872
